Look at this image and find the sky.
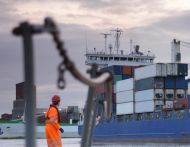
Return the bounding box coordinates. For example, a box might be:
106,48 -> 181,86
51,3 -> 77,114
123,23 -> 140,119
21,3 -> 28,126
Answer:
1,0 -> 190,115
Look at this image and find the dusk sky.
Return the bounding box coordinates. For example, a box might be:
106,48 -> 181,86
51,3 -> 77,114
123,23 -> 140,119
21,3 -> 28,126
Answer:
1,0 -> 190,115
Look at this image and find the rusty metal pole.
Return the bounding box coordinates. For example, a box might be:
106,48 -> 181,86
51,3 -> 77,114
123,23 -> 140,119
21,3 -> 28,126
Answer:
13,22 -> 36,147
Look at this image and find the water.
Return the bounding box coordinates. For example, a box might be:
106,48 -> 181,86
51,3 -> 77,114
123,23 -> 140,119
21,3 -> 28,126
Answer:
0,138 -> 190,147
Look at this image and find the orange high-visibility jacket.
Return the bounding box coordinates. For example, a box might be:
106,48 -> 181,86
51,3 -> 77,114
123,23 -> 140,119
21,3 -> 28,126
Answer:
45,105 -> 62,147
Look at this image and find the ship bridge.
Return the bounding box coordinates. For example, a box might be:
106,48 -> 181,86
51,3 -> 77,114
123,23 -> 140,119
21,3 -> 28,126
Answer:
85,49 -> 155,68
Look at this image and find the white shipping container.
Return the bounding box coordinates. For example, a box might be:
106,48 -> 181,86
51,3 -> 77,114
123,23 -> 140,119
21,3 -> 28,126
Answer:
165,89 -> 174,100
116,90 -> 134,103
116,78 -> 134,92
154,100 -> 164,105
116,102 -> 134,115
135,89 -> 164,102
166,63 -> 178,76
135,100 -> 154,113
134,63 -> 166,80
164,101 -> 174,109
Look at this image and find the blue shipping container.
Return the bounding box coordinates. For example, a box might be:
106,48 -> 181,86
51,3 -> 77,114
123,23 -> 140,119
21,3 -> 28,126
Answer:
112,65 -> 122,75
122,74 -> 131,80
165,77 -> 175,89
176,77 -> 186,89
188,95 -> 190,108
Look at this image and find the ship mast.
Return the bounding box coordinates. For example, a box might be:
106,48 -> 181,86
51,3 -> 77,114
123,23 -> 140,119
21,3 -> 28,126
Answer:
101,33 -> 111,53
111,28 -> 122,54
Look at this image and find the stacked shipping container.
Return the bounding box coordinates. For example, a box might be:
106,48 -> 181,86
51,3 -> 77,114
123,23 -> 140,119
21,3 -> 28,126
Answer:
134,63 -> 166,113
96,63 -> 188,116
116,78 -> 134,115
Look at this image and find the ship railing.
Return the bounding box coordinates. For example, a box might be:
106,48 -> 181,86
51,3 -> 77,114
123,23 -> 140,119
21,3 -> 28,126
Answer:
13,17 -> 113,147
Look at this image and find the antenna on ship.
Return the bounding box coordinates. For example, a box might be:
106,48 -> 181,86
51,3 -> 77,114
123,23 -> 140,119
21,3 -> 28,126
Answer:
130,39 -> 133,53
101,33 -> 111,53
111,28 -> 123,54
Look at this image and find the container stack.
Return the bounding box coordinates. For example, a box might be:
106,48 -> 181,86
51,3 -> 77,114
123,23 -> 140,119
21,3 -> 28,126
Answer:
134,63 -> 166,113
96,65 -> 136,114
166,63 -> 188,110
116,78 -> 134,115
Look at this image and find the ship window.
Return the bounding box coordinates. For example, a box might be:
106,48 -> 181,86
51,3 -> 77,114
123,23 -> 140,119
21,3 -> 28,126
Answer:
104,57 -> 108,61
114,57 -> 119,61
121,57 -> 127,61
128,58 -> 133,61
109,57 -> 113,60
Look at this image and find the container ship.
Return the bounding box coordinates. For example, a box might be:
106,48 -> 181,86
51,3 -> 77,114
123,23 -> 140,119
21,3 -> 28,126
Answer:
78,28 -> 190,143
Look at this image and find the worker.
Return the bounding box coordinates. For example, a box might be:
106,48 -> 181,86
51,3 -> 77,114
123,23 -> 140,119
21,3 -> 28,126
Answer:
45,95 -> 64,147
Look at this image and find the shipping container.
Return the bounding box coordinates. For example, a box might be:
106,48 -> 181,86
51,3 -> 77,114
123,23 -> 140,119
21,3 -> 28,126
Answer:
116,78 -> 134,92
166,63 -> 178,76
100,65 -> 122,75
165,89 -> 174,100
178,63 -> 188,76
135,77 -> 164,91
122,74 -> 131,80
188,95 -> 190,108
135,89 -> 164,102
134,63 -> 167,80
116,102 -> 134,115
163,100 -> 174,110
175,77 -> 186,89
122,66 -> 132,75
175,89 -> 185,99
174,98 -> 188,109
166,63 -> 188,76
113,75 -> 122,84
135,100 -> 163,113
116,90 -> 134,103
135,100 -> 154,113
164,77 -> 175,89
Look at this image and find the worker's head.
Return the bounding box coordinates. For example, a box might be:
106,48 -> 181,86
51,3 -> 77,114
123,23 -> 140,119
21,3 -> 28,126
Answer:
52,95 -> 60,106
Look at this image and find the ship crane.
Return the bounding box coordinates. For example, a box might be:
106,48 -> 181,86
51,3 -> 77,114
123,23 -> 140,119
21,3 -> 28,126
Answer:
171,39 -> 190,63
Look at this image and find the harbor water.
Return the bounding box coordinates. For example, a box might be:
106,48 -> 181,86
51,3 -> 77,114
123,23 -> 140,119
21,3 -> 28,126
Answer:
0,138 -> 190,147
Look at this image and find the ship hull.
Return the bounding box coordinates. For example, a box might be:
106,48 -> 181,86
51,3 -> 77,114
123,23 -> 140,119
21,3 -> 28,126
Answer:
0,122 -> 79,139
78,110 -> 190,143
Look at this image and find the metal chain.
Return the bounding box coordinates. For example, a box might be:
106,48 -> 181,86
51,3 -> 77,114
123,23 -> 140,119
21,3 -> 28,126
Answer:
44,17 -> 71,89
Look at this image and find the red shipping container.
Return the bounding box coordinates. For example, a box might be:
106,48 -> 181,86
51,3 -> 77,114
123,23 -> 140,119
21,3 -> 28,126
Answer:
122,66 -> 132,75
174,98 -> 188,109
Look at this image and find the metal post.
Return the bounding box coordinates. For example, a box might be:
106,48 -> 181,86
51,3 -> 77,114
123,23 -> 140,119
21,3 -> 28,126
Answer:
81,65 -> 98,147
19,22 -> 36,147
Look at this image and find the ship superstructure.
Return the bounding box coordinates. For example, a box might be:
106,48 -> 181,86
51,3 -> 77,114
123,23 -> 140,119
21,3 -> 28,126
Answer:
85,28 -> 155,67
